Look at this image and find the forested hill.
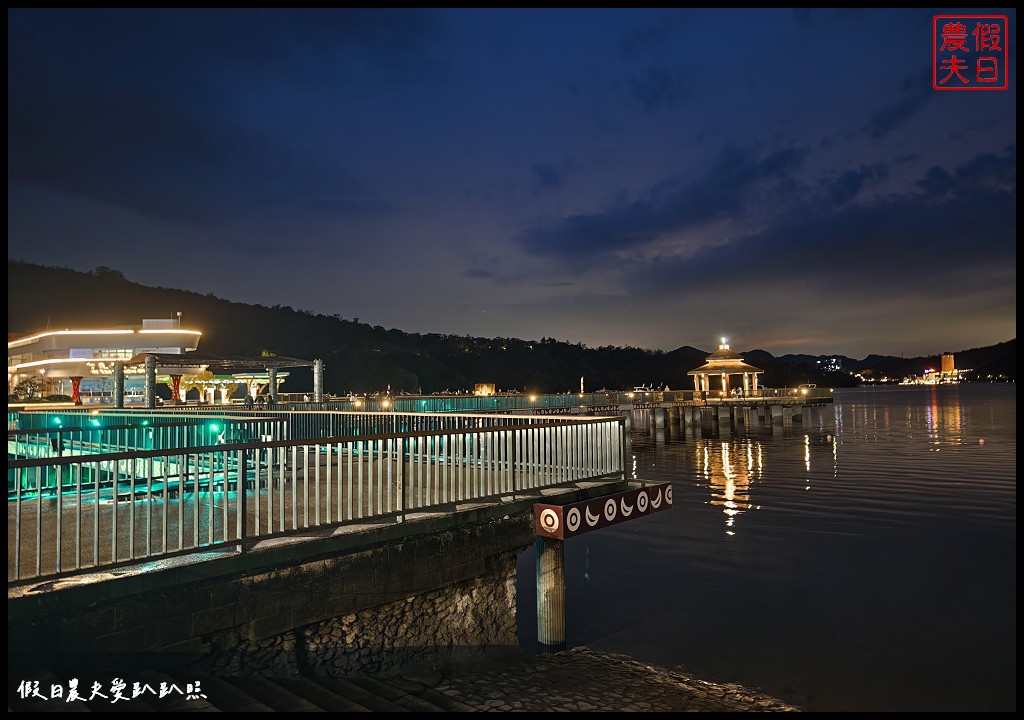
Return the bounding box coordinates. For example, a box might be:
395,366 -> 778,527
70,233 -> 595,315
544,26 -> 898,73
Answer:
8,261 -> 1016,394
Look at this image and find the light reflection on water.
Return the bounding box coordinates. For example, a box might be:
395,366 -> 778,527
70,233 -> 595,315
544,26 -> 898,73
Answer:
516,384 -> 1015,712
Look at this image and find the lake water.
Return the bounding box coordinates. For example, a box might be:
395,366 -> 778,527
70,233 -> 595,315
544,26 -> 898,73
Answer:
516,384 -> 1016,712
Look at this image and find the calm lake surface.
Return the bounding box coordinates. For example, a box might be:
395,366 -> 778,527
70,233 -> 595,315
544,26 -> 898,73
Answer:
516,384 -> 1016,712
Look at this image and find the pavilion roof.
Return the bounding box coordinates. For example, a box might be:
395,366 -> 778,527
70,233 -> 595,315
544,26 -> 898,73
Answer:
688,360 -> 764,375
687,341 -> 764,375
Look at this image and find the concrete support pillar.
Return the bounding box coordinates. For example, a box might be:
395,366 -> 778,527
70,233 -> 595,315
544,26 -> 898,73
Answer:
113,362 -> 125,409
653,407 -> 666,429
622,412 -> 632,432
683,406 -> 695,428
144,355 -> 157,409
771,405 -> 784,423
313,359 -> 325,403
536,536 -> 566,652
700,407 -> 716,436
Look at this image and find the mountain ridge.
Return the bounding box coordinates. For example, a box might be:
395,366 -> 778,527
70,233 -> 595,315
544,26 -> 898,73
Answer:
8,261 -> 1016,392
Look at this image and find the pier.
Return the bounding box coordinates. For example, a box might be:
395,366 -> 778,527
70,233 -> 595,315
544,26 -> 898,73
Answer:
6,388 -> 829,700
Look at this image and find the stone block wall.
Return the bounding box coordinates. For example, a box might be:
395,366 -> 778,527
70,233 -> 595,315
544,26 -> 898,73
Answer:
10,512 -> 534,678
208,553 -> 518,677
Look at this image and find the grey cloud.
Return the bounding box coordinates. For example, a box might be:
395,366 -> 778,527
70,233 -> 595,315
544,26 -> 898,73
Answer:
916,167 -> 956,197
617,10 -> 689,60
630,147 -> 1016,294
827,165 -> 885,206
629,66 -> 692,112
6,9 -> 416,224
953,146 -> 1016,191
519,145 -> 807,260
866,67 -> 933,139
531,162 -> 565,192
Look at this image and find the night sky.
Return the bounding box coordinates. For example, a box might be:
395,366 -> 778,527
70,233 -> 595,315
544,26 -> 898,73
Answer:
7,8 -> 1016,359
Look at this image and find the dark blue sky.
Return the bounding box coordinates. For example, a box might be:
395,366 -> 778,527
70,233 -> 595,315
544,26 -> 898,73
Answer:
7,8 -> 1016,358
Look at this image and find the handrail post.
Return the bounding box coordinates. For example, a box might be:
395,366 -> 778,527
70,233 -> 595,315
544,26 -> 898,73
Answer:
239,448 -> 248,553
398,436 -> 406,522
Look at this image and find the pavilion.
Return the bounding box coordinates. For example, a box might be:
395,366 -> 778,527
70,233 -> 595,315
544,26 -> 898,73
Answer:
688,338 -> 764,398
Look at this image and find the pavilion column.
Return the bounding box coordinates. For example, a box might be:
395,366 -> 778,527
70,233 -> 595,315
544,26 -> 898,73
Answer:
170,375 -> 182,404
113,362 -> 125,409
313,359 -> 325,403
721,373 -> 728,395
70,377 -> 83,405
268,368 -> 278,403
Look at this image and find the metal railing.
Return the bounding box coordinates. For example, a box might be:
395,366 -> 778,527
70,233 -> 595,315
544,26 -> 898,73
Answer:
6,387 -> 834,432
8,414 -> 625,585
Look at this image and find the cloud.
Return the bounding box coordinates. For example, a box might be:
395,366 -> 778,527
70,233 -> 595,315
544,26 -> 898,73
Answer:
628,146 -> 1016,296
7,89 -> 383,224
530,162 -> 566,194
916,166 -> 956,197
865,67 -> 933,139
518,145 -> 807,261
827,165 -> 886,206
617,10 -> 689,60
6,8 -> 442,224
628,66 -> 692,112
953,145 -> 1016,192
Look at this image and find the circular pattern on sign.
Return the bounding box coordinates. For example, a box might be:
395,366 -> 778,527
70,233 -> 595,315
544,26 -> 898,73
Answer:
604,498 -> 617,521
539,508 -> 559,533
637,490 -> 649,513
566,507 -> 581,532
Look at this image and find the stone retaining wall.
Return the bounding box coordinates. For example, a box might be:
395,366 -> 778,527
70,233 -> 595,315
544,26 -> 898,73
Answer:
10,512 -> 535,677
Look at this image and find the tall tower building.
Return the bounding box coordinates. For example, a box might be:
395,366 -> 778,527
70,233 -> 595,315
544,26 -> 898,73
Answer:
941,353 -> 955,375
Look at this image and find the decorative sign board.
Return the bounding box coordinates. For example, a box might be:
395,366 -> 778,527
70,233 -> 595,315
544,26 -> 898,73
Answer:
534,483 -> 672,540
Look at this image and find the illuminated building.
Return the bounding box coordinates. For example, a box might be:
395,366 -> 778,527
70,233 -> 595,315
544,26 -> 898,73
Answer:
8,318 -> 202,403
902,352 -> 970,385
